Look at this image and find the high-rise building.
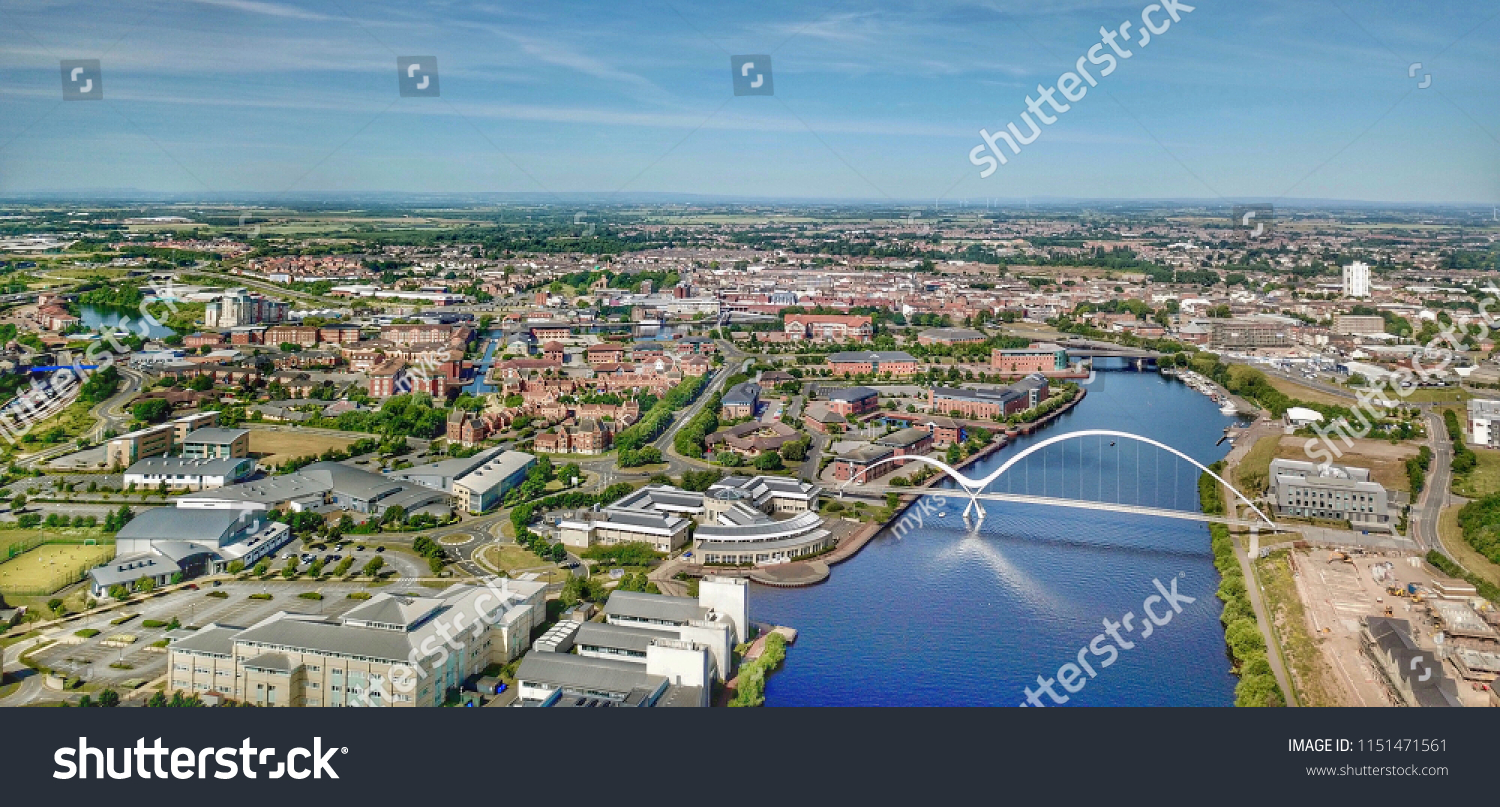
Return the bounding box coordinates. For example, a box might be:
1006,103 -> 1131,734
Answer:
1343,261 -> 1370,298
204,288 -> 290,328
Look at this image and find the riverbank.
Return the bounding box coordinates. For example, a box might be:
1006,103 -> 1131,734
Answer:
751,363 -> 1242,706
747,386 -> 1090,588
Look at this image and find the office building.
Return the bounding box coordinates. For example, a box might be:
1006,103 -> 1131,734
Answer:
515,579 -> 748,706
106,423 -> 176,470
179,427 -> 250,459
386,447 -> 537,514
991,343 -> 1068,373
167,581 -> 548,706
1467,399 -> 1500,448
721,381 -> 760,419
929,374 -> 1050,419
1267,458 -> 1391,531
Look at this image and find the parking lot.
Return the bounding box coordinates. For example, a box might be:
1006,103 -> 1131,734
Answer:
26,580 -> 403,686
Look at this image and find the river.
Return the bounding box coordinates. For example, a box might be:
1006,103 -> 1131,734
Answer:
752,361 -> 1245,706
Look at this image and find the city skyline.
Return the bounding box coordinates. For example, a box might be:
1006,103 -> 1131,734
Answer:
0,0 -> 1495,202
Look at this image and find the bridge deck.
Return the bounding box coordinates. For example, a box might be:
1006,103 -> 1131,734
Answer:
842,486 -> 1287,531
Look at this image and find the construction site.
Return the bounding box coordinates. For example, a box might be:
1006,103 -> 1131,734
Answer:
1274,545 -> 1499,708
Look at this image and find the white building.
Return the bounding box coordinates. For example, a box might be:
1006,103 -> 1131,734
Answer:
1343,261 -> 1371,298
1468,399 -> 1500,448
514,578 -> 749,707
124,456 -> 256,491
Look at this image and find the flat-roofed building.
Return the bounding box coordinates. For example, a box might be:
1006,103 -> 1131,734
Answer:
1268,458 -> 1391,531
107,423 -> 176,470
1333,314 -> 1386,335
1208,318 -> 1292,349
179,427 -> 250,459
124,456 -> 256,491
1468,399 -> 1500,448
558,476 -> 821,555
171,411 -> 219,444
991,342 -> 1068,374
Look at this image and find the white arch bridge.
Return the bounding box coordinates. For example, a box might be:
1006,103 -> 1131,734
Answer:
836,429 -> 1289,532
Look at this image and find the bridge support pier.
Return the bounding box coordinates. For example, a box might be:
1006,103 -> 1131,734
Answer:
961,487 -> 986,523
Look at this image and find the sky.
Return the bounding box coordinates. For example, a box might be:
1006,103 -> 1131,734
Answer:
0,0 -> 1496,203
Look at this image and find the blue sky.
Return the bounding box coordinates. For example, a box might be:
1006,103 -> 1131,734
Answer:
0,0 -> 1495,202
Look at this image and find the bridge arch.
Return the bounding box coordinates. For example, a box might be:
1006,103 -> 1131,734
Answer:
838,429 -> 1273,527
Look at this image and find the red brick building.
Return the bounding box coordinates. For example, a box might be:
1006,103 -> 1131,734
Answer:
784,314 -> 873,343
184,332 -> 225,348
823,386 -> 879,416
586,343 -> 626,365
827,351 -> 918,377
265,325 -> 319,348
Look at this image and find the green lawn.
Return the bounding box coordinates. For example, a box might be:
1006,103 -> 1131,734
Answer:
1437,504 -> 1500,591
1235,434 -> 1282,497
1453,446 -> 1500,498
1401,387 -> 1472,404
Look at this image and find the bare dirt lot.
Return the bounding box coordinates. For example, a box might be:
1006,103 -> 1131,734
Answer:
247,430 -> 359,468
1274,435 -> 1419,492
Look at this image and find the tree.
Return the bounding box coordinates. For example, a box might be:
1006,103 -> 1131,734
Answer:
132,398 -> 172,423
134,575 -> 156,594
362,556 -> 385,577
109,584 -> 130,601
753,451 -> 784,471
226,559 -> 245,574
253,559 -> 270,576
97,689 -> 121,708
9,493 -> 24,511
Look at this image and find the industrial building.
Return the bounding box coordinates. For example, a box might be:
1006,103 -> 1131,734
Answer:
386,447 -> 537,514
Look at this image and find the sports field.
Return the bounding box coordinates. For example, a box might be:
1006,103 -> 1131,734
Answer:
0,543 -> 115,594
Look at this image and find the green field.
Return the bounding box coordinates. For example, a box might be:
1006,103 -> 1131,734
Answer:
0,541 -> 114,595
1452,446 -> 1500,498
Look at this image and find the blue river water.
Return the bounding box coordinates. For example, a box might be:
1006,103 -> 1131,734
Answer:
78,304 -> 175,339
752,362 -> 1244,706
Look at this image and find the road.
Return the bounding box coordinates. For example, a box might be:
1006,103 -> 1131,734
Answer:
87,365 -> 144,440
1411,410 -> 1456,557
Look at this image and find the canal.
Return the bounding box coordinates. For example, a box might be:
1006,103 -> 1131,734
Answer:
752,361 -> 1245,706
